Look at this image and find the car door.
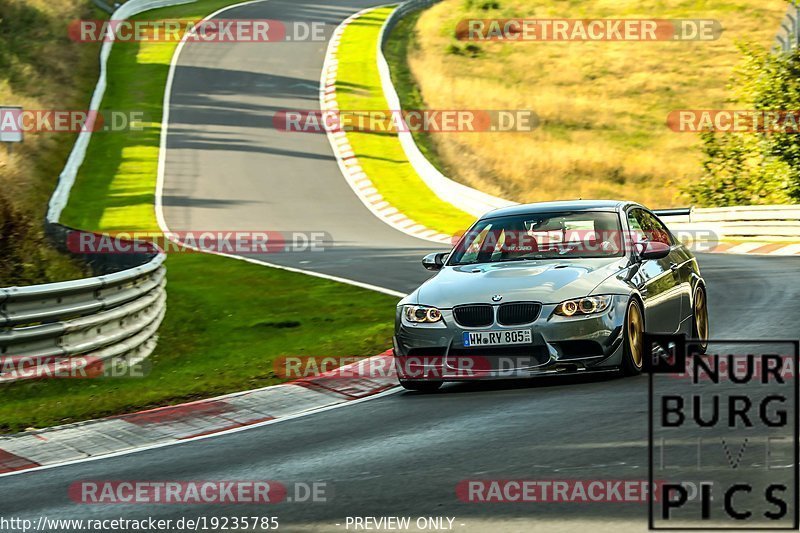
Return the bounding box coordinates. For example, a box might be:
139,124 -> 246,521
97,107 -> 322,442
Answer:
626,208 -> 683,333
642,210 -> 694,327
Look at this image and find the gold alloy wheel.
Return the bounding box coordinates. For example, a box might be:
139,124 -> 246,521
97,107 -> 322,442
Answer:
627,301 -> 644,368
694,287 -> 709,345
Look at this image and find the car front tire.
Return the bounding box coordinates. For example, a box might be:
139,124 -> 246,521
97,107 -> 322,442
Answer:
621,298 -> 645,376
691,284 -> 709,355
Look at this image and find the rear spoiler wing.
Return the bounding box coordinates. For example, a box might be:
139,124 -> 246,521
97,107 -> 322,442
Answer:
652,208 -> 691,217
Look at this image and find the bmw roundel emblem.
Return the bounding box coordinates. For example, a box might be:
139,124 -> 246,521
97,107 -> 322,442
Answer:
491,294 -> 503,302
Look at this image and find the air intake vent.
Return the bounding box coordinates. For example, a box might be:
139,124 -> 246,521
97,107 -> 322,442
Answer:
497,302 -> 541,325
453,304 -> 493,327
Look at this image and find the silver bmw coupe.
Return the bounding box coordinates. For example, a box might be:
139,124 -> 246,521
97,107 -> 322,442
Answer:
393,200 -> 709,391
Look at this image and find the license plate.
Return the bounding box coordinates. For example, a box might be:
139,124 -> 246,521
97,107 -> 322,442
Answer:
462,329 -> 532,347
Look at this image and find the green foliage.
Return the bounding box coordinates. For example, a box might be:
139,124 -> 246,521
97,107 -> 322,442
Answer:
446,43 -> 463,55
464,43 -> 482,57
685,43 -> 800,206
0,0 -> 101,284
0,193 -> 90,285
463,0 -> 501,8
0,0 -> 93,95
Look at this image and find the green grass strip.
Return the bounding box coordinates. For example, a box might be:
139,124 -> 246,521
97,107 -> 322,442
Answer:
335,6 -> 476,237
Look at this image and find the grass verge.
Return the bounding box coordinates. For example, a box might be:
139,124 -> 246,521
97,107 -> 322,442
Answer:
335,6 -> 475,237
0,0 -> 399,434
382,10 -> 451,179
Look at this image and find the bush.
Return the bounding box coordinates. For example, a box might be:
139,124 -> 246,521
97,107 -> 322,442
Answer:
685,44 -> 800,206
0,0 -> 100,285
464,43 -> 482,57
0,193 -> 89,285
446,43 -> 463,55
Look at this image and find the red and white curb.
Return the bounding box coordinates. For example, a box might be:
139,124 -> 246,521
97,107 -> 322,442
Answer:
320,7 -> 452,246
0,351 -> 396,475
697,241 -> 800,256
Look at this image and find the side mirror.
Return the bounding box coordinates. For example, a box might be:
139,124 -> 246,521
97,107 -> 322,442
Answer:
422,252 -> 448,271
635,241 -> 670,261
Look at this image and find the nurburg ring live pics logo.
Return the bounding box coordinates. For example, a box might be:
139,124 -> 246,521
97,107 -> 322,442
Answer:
644,334 -> 799,530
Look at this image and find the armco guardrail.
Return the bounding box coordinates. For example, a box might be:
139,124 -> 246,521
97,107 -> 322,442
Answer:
377,0 -> 515,218
1,0 -> 191,381
0,224 -> 166,382
775,1 -> 800,52
91,0 -> 116,14
662,205 -> 800,240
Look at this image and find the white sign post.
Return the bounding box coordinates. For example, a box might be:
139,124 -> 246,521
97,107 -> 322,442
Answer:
0,106 -> 23,155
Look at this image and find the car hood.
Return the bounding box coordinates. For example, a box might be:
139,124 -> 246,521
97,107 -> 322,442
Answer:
414,258 -> 626,307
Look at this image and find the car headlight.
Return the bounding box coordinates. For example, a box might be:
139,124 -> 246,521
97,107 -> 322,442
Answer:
554,295 -> 612,317
403,305 -> 443,323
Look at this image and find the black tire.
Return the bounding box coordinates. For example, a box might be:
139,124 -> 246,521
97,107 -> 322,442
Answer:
399,380 -> 443,392
621,298 -> 645,376
690,284 -> 709,355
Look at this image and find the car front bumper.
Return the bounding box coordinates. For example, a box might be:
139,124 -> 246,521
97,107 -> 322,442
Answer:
393,297 -> 628,381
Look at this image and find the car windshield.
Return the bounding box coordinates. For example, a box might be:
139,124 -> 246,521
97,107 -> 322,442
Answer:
448,211 -> 624,265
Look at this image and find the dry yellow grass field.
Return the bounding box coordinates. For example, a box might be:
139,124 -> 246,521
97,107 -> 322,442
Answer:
407,0 -> 787,207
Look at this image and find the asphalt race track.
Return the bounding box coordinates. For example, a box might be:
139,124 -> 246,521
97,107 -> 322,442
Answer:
160,0 -> 441,292
2,0 -> 799,531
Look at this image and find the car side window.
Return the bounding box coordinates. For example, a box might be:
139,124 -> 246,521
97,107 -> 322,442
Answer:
627,209 -> 647,243
628,208 -> 674,246
640,211 -> 674,245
